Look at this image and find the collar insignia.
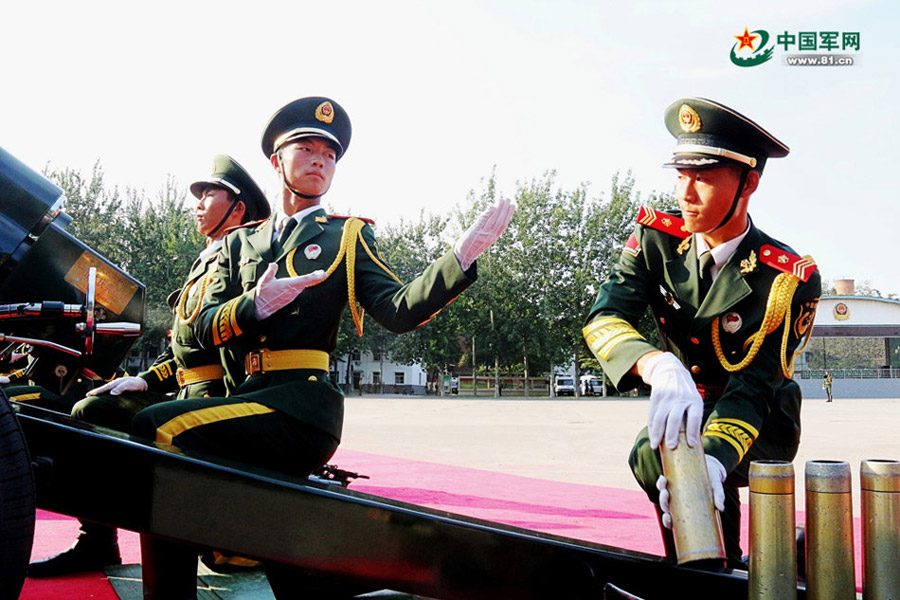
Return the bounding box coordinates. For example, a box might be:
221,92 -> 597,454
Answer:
315,215 -> 328,223
676,237 -> 691,255
740,250 -> 757,274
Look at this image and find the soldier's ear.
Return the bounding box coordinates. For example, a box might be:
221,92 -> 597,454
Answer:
233,200 -> 247,223
742,170 -> 760,197
270,152 -> 281,173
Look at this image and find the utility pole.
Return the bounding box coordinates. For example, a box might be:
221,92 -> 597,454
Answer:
472,335 -> 477,397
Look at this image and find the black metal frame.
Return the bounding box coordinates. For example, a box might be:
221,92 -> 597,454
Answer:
12,401 -> 799,600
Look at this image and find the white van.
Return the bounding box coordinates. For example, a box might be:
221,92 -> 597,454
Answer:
553,374 -> 576,397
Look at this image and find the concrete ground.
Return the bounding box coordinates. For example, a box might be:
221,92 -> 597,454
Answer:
341,394 -> 900,513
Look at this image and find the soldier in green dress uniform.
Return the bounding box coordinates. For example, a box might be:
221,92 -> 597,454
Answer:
583,97 -> 821,567
131,96 -> 514,599
27,155 -> 270,578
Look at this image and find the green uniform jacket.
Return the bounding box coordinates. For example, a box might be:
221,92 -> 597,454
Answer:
138,251 -> 226,399
192,207 -> 476,439
584,212 -> 821,473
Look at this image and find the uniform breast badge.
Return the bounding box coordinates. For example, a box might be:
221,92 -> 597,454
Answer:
658,285 -> 681,309
304,244 -> 322,260
722,311 -> 742,333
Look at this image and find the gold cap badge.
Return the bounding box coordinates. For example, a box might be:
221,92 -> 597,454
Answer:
679,104 -> 702,133
315,101 -> 335,124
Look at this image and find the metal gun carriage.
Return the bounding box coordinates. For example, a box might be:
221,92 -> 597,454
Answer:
0,147 -> 802,599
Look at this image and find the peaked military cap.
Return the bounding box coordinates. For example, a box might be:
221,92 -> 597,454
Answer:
663,97 -> 789,172
190,154 -> 271,222
261,97 -> 352,160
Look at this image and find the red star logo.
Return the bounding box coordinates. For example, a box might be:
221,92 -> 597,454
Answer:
734,27 -> 758,51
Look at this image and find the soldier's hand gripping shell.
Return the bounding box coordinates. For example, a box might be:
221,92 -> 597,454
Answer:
87,376 -> 148,396
642,352 -> 703,450
655,455 -> 726,528
453,198 -> 516,271
254,263 -> 327,320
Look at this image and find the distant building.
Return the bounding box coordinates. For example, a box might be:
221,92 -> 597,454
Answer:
798,279 -> 900,398
332,350 -> 427,395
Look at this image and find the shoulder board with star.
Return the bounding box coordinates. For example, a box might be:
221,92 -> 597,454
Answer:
223,218 -> 270,235
636,206 -> 689,239
758,244 -> 818,282
329,214 -> 376,226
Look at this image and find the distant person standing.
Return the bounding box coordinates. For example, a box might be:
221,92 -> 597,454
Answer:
823,371 -> 833,402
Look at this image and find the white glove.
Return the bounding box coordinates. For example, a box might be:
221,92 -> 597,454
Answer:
656,455 -> 727,529
642,352 -> 703,450
87,376 -> 148,396
254,263 -> 327,320
453,198 -> 515,271
0,376 -> 9,384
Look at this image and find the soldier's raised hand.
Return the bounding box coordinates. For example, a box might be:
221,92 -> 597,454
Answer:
453,198 -> 516,271
254,263 -> 327,320
87,376 -> 148,396
642,352 -> 703,450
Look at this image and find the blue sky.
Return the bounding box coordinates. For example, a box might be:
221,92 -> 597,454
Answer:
2,0 -> 897,295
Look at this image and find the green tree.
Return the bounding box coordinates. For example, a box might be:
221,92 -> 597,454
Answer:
119,178 -> 204,361
373,211 -> 464,381
46,162 -> 126,266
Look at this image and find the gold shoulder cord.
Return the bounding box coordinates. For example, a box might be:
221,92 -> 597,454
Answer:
285,219 -> 403,337
712,272 -> 812,378
177,273 -> 214,326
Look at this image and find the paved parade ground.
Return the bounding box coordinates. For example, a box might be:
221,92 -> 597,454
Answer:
24,394 -> 900,598
341,393 -> 900,512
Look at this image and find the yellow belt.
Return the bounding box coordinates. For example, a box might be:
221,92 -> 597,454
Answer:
176,364 -> 226,388
245,349 -> 330,376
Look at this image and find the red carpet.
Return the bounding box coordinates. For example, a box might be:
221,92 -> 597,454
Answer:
23,450 -> 864,597
23,510 -> 141,599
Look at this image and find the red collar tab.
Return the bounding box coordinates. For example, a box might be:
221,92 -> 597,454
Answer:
759,244 -> 818,282
636,206 -> 689,239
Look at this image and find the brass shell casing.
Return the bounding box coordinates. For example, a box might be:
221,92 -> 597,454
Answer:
749,461 -> 797,600
659,426 -> 726,564
860,459 -> 900,600
805,460 -> 856,600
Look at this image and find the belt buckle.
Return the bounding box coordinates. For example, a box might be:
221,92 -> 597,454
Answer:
246,351 -> 263,376
175,368 -> 185,388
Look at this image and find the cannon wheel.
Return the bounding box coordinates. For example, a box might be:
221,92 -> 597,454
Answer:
0,388 -> 35,598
